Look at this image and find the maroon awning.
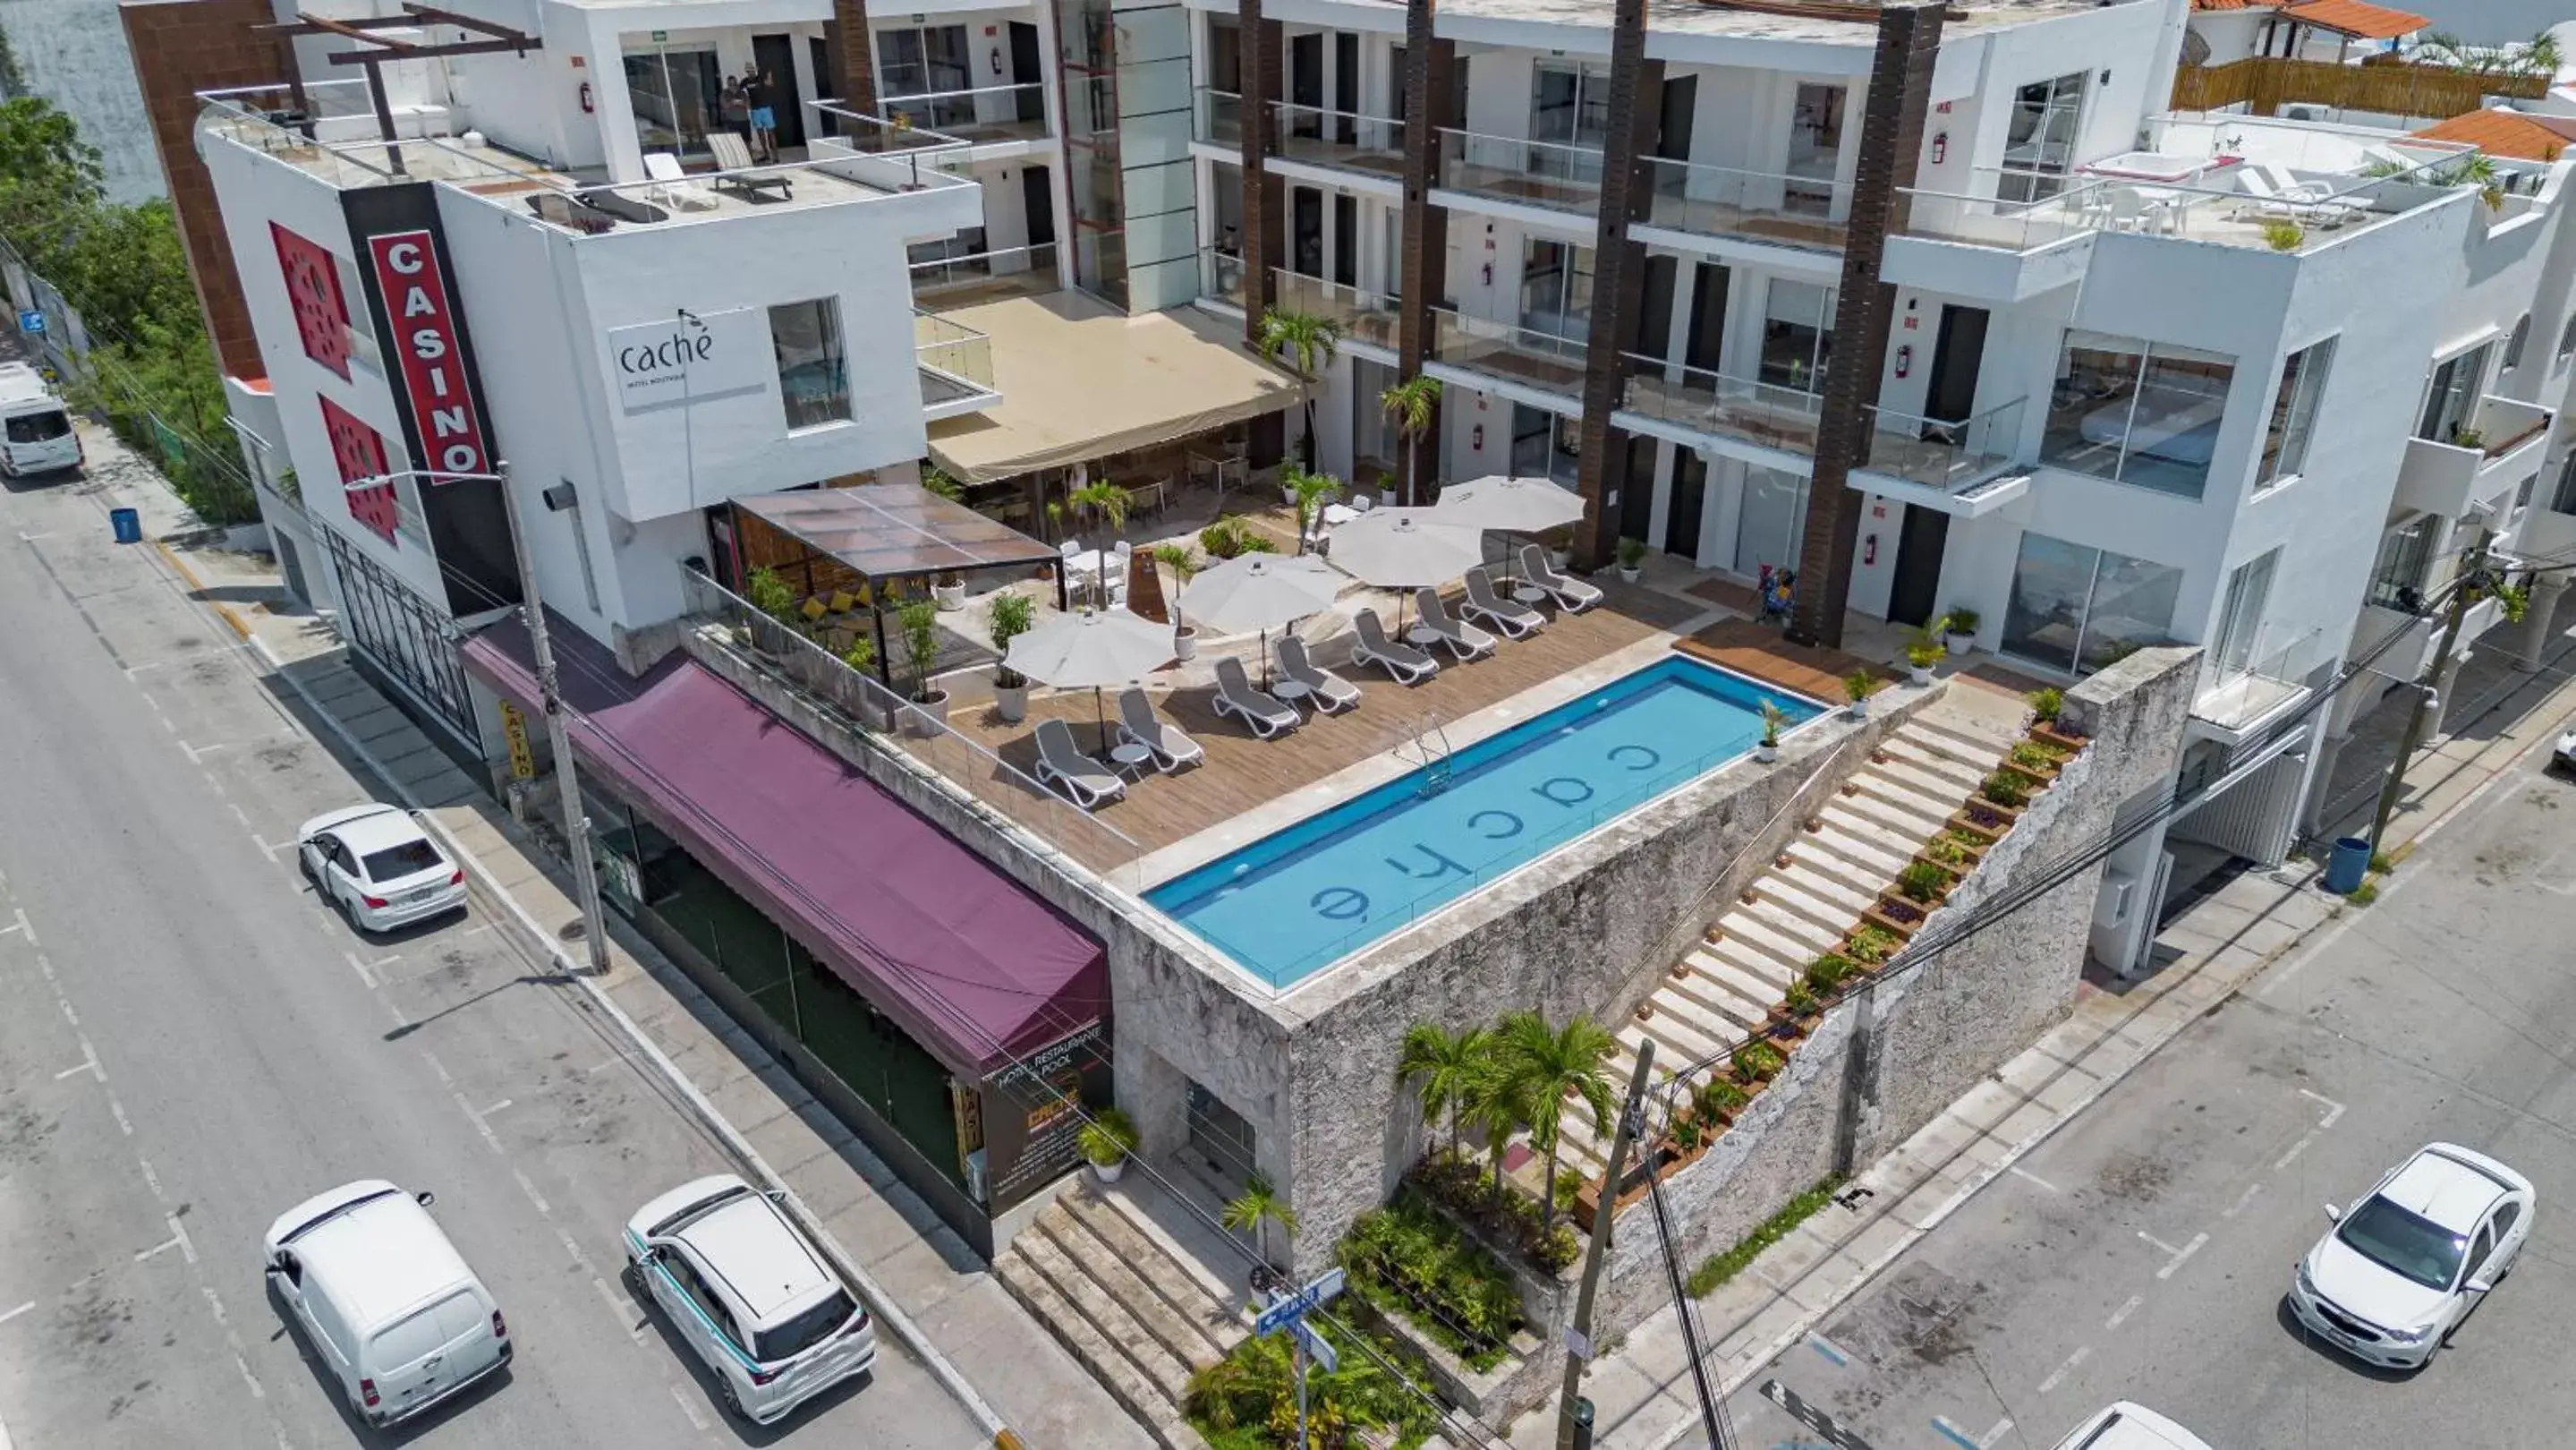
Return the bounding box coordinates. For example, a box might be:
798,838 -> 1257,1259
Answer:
463,616 -> 1106,1077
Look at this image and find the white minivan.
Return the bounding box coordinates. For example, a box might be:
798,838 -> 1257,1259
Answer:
0,362 -> 80,479
263,1181 -> 512,1427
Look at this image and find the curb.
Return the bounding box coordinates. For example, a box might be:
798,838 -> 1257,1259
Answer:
242,635 -> 1023,1447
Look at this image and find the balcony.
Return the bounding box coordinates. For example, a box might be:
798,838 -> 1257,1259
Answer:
912,243 -> 1062,306
2191,627 -> 2323,747
2396,396 -> 2552,521
1271,103 -> 1405,186
915,311 -> 1001,420
1641,157 -> 1848,254
1194,88 -> 1242,149
1272,269 -> 1398,354
1426,308 -> 1587,403
1852,398 -> 2031,516
1435,129 -> 1602,216
1614,356 -> 1820,464
1195,247 -> 1248,312
880,83 -> 1053,149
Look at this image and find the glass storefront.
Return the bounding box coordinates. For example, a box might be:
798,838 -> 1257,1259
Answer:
2001,531 -> 2184,675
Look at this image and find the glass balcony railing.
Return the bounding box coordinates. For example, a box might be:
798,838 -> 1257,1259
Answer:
1436,129 -> 1603,213
1271,102 -> 1405,179
880,82 -> 1052,144
1194,88 -> 1243,148
1860,397 -> 2028,490
1617,355 -> 1823,456
1643,157 -> 1848,252
1429,307 -> 1588,396
915,310 -> 997,405
1272,269 -> 1398,351
1198,246 -> 1248,308
910,243 -> 1061,303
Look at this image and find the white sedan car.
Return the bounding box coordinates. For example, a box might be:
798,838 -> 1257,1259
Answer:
2050,1402 -> 2214,1450
624,1176 -> 877,1424
2289,1141 -> 2534,1369
298,804 -> 467,934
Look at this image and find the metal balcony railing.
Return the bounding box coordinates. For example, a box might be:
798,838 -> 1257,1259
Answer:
1642,156 -> 1849,251
1618,355 -> 1823,456
1436,128 -> 1603,213
1272,269 -> 1398,351
1271,102 -> 1405,179
1429,308 -> 1588,396
880,82 -> 1051,144
1860,397 -> 2028,490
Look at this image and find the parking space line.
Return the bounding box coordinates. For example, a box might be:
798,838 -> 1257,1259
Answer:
2104,1294 -> 2142,1330
513,1169 -> 550,1215
55,1036 -> 101,1081
2154,1232 -> 2207,1281
2036,1344 -> 2090,1395
1978,1418 -> 2014,1448
167,1213 -> 197,1266
2008,1165 -> 2060,1193
453,1093 -> 505,1155
1806,1331 -> 1851,1367
0,1301 -> 32,1327
669,1383 -> 710,1431
107,1095 -> 132,1136
0,908 -> 30,942
2223,1182 -> 2265,1220
2299,1088 -> 2346,1129
139,1159 -> 165,1201
1933,1417 -> 1979,1450
344,951 -> 379,990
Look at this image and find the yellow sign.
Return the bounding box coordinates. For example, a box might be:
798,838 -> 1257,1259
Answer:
499,701 -> 536,780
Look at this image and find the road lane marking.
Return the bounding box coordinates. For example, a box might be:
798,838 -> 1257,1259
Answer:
251,834 -> 289,863
0,1301 -> 34,1326
453,1093 -> 505,1155
139,1159 -> 165,1201
234,1352 -> 264,1400
2276,1132 -> 2321,1170
177,738 -> 225,763
514,1169 -> 550,1215
2154,1232 -> 2208,1281
2137,1231 -> 2181,1257
2223,1182 -> 2265,1220
107,1095 -> 132,1136
55,1036 -> 101,1081
202,1286 -> 230,1326
1933,1418 -> 1978,1450
421,1051 -> 453,1086
2035,1344 -> 2090,1395
2105,1295 -> 2142,1330
167,1213 -> 198,1266
2008,1165 -> 2060,1192
591,1275 -> 640,1338
0,908 -> 30,942
669,1383 -> 710,1431
480,1098 -> 513,1117
2299,1088 -> 2346,1129
55,999 -> 76,1028
136,1235 -> 184,1263
1978,1419 -> 2014,1448
1806,1331 -> 1850,1366
344,951 -> 379,990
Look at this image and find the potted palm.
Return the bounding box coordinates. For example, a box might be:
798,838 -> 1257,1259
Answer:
1258,306 -> 1344,472
1756,699 -> 1788,763
1943,606 -> 1978,656
1904,624 -> 1944,686
1616,536 -> 1646,583
1380,374 -> 1441,506
1288,467 -> 1343,554
988,593 -> 1035,722
1152,543 -> 1203,660
932,570 -> 966,612
1843,670 -> 1882,720
1076,1106 -> 1140,1184
898,599 -> 948,734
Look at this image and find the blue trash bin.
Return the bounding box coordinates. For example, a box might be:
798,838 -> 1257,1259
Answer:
109,507 -> 140,544
2325,835 -> 2371,894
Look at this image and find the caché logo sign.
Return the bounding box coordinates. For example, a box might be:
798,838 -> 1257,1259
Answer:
608,309 -> 767,414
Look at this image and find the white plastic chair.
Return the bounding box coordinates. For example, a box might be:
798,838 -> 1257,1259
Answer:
642,152 -> 717,211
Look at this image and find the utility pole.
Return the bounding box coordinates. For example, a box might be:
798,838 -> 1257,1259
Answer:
1557,1039 -> 1655,1450
2370,538 -> 2483,855
491,458 -> 614,977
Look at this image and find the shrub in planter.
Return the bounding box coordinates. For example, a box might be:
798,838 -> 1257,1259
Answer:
1943,607 -> 1979,655
1804,952 -> 1854,996
1844,926 -> 1899,968
1981,771 -> 2029,809
1731,1041 -> 1785,1085
1897,859 -> 1949,904
1695,1074 -> 1747,1125
1783,981 -> 1820,1019
1076,1106 -> 1140,1182
2028,685 -> 2062,724
1843,670 -> 1883,717
1670,1112 -> 1708,1155
1336,1197 -> 1527,1370
1873,898 -> 1926,932
2011,741 -> 2064,778
1617,535 -> 1647,581
988,593 -> 1036,722
1924,833 -> 1977,870
1756,699 -> 1789,762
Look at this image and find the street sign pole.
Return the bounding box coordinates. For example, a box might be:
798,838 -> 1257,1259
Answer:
1294,1319 -> 1309,1450
1247,1264 -> 1345,1446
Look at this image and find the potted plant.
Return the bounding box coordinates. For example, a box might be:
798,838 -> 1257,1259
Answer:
1616,536 -> 1646,583
1756,699 -> 1788,763
921,465 -> 965,502
1076,1105 -> 1140,1183
1897,859 -> 1951,906
2027,685 -> 2062,725
1543,526 -> 1574,572
1903,625 -> 1944,686
744,567 -> 799,659
897,598 -> 948,735
1288,467 -> 1343,555
988,592 -> 1035,723
2260,218 -> 2304,252
1842,670 -> 1882,720
1152,544 -> 1203,660
1842,927 -> 1898,972
932,569 -> 966,612
1694,1074 -> 1747,1130
1943,607 -> 1978,656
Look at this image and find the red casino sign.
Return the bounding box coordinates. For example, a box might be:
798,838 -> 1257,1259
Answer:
365,229 -> 490,482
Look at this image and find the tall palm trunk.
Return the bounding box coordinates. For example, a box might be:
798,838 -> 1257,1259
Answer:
1542,1136 -> 1563,1231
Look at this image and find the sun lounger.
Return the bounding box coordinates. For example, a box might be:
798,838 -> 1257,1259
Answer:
1276,635 -> 1361,714
1519,545 -> 1603,613
1211,657 -> 1301,738
708,132 -> 794,201
1414,588 -> 1499,661
1033,719 -> 1126,808
1117,687 -> 1206,772
1353,611 -> 1438,685
642,152 -> 718,211
1461,567 -> 1545,639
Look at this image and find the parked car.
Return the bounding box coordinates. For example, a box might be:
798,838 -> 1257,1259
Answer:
0,362 -> 81,479
263,1181 -> 510,1427
2288,1141 -> 2534,1369
2050,1402 -> 2215,1449
2554,727 -> 2576,773
297,803 -> 466,934
624,1175 -> 876,1424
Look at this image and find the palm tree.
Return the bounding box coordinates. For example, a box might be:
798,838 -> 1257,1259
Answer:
1150,542 -> 1202,634
1466,1066 -> 1535,1201
1221,1173 -> 1301,1268
1380,373 -> 1442,507
1287,467 -> 1342,555
1398,1022 -> 1490,1157
1258,308 -> 1344,468
1497,1010 -> 1619,1231
1069,478 -> 1132,549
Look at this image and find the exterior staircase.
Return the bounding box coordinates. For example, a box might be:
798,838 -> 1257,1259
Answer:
994,1181 -> 1249,1450
1554,702 -> 2021,1181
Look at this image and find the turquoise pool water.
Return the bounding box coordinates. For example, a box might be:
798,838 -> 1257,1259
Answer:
1144,656 -> 1817,986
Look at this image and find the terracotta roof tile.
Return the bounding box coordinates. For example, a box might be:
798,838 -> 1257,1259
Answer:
2281,0 -> 2429,40
2411,108 -> 2576,162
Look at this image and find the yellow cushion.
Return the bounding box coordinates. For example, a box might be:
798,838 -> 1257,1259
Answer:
801,597 -> 828,621
829,591 -> 857,613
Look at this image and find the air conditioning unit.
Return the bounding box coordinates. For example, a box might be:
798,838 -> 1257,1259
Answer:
2281,103 -> 2332,123
2093,868 -> 2136,930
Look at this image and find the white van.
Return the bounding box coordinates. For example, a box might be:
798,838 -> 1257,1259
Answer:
0,362 -> 80,479
263,1181 -> 512,1427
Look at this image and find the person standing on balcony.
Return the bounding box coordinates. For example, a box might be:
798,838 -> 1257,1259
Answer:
748,70 -> 780,163
721,75 -> 751,152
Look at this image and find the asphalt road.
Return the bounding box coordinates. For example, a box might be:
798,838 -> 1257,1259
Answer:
0,446 -> 981,1447
1713,731 -> 2576,1450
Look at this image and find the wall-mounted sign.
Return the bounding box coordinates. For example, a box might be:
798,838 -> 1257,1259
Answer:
608,309 -> 769,414
367,228 -> 493,481
17,310 -> 44,337
499,700 -> 536,779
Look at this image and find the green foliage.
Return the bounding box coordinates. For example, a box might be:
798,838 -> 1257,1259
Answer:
897,598 -> 942,700
1845,925 -> 1900,965
1069,478 -> 1133,538
1693,1074 -> 1747,1122
1397,1022 -> 1491,1156
1201,516 -> 1279,559
1288,466 -> 1344,554
1379,373 -> 1442,504
2368,849 -> 2393,874
2010,741 -> 2059,773
1943,606 -> 1979,635
1759,698 -> 1789,748
2028,686 -> 2063,722
2495,580 -> 2532,625
1337,1196 -> 1527,1369
1616,535 -> 1646,568
1783,981 -> 1819,1018
2260,218 -> 2305,252
987,592 -> 1035,687
1842,670 -> 1882,704
1076,1105 -> 1138,1167
1259,307 -> 1345,468
1685,1176 -> 1844,1298
1730,1041 -> 1784,1084
1802,953 -> 1853,996
746,567 -> 799,624
1925,834 -> 1976,869
2349,880 -> 2380,906
1403,1150 -> 1581,1274
1495,1010 -> 1618,1232
1185,1311 -> 1438,1450
1222,1173 -> 1302,1266
1980,771 -> 2028,808
841,638 -> 876,677
1898,860 -> 1949,904
920,465 -> 965,501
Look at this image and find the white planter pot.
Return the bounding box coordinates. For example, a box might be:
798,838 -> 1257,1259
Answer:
1549,549 -> 1573,570
1755,742 -> 1779,763
1945,632 -> 1972,656
994,682 -> 1028,723
1174,627 -> 1200,661
1283,485 -> 1300,506
1091,1157 -> 1126,1185
933,582 -> 965,611
1618,567 -> 1641,584
904,690 -> 951,737
1847,698 -> 1870,720
1909,665 -> 1933,686
1380,489 -> 1398,508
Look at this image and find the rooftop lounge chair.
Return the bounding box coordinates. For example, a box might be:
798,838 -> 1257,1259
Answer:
1117,687 -> 1206,772
523,190 -> 616,234
1461,567 -> 1545,639
1414,588 -> 1499,661
1033,719 -> 1126,809
1353,610 -> 1439,685
642,152 -> 718,211
1276,635 -> 1360,714
708,132 -> 795,201
1519,545 -> 1603,613
2233,170 -> 2356,227
1212,657 -> 1301,738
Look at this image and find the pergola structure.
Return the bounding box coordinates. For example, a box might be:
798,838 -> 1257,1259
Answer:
258,4 -> 541,174
729,487 -> 1067,687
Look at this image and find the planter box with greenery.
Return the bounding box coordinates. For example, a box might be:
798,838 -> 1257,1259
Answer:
1841,925 -> 1901,974
1866,899 -> 1926,938
1615,536 -> 1645,583
1949,803 -> 2013,840
1185,1309 -> 1441,1450
1337,1197 -> 1529,1373
1402,1152 -> 1580,1279
1894,858 -> 1953,908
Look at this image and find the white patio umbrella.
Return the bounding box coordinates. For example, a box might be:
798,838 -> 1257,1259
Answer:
1433,473 -> 1586,579
1179,554 -> 1343,687
1322,507 -> 1488,633
1004,607 -> 1176,742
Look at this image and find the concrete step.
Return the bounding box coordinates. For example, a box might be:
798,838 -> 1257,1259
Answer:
1668,953 -> 1774,1030
1756,866 -> 1876,926
1806,823 -> 1917,881
1818,803 -> 1926,860
1835,784 -> 1951,838
996,1241 -> 1203,1450
1019,1229 -> 1197,1403
1904,713 -> 2018,768
1786,837 -> 1903,902
1632,996 -> 1732,1064
1053,1193 -> 1236,1372
1705,934 -> 1802,994
1867,755 -> 1977,812
1717,909 -> 1832,973
1736,897 -> 1841,956
1879,737 -> 1988,793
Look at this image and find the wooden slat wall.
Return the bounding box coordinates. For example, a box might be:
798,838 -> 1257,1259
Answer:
2172,57 -> 2549,118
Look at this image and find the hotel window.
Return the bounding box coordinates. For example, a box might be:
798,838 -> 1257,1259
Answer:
624,46 -> 723,160
1529,62 -> 1611,150
1518,239 -> 1593,341
2211,548 -> 2278,674
2256,338 -> 2334,490
2552,451 -> 2576,513
2367,515 -> 2436,612
1998,72 -> 2087,203
880,24 -> 973,126
2504,314 -> 2532,371
1509,405 -> 1578,486
2557,312 -> 2576,368
2001,532 -> 2183,675
769,298 -> 850,431
1759,280 -> 1834,395
2042,330 -> 2237,499
2416,342 -> 2489,445
1785,83 -> 1845,213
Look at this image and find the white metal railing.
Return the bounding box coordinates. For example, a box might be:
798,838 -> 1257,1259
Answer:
1860,397 -> 2028,490
1271,101 -> 1405,175
1642,155 -> 1849,248
911,243 -> 1060,297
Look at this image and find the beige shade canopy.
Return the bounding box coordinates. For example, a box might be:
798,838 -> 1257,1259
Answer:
925,292 -> 1305,486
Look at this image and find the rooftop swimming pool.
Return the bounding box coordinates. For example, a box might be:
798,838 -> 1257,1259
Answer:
1144,656 -> 1819,986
